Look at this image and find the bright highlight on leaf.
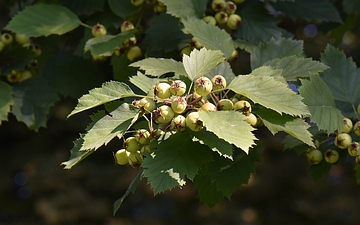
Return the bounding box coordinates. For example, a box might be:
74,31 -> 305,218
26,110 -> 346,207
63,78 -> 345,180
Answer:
160,0 -> 207,19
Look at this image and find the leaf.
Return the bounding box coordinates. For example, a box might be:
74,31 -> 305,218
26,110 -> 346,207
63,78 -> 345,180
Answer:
181,17 -> 234,59
198,111 -> 257,154
0,45 -> 35,75
205,61 -> 235,85
309,158 -> 332,183
111,55 -> 137,82
5,4 -> 81,37
193,173 -> 226,207
130,57 -> 186,77
0,81 -> 14,124
59,0 -> 106,15
113,169 -> 144,215
142,132 -> 213,194
228,74 -> 310,117
61,136 -> 95,169
144,13 -> 191,54
68,81 -> 136,117
263,55 -> 329,81
85,30 -> 137,56
251,38 -> 303,70
250,66 -> 286,84
299,75 -> 344,133
282,134 -> 310,155
256,108 -> 314,147
182,48 -> 225,81
234,4 -> 293,45
160,0 -> 207,19
343,0 -> 360,15
129,71 -> 158,95
192,129 -> 233,159
270,0 -> 342,23
108,0 -> 138,18
80,103 -> 140,151
233,39 -> 256,53
11,78 -> 58,131
320,45 -> 360,104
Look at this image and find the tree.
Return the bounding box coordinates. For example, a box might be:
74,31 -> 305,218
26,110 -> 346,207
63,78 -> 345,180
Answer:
1,0 -> 360,215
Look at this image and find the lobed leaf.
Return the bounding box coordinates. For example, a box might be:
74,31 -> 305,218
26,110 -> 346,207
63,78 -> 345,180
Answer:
0,81 -> 14,124
111,55 -> 136,82
250,66 -> 286,84
61,135 -> 95,169
129,71 -> 158,95
233,39 -> 256,53
160,0 -> 207,19
5,4 -> 81,37
130,58 -> 186,77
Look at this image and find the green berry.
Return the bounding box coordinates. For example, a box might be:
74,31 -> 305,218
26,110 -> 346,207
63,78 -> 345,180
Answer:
307,149 -> 322,165
244,113 -> 257,126
354,121 -> 360,136
171,97 -> 187,114
342,117 -> 353,133
203,16 -> 217,26
201,102 -> 217,112
194,76 -> 213,97
124,137 -> 141,153
234,100 -> 251,114
225,1 -> 237,15
127,46 -> 142,62
92,23 -> 107,37
153,105 -> 175,124
154,82 -> 171,99
128,151 -> 143,168
120,21 -> 135,33
185,111 -> 203,131
324,149 -> 339,163
348,142 -> 359,157
138,97 -> 156,113
334,133 -> 352,149
227,14 -> 242,30
170,80 -> 187,96
217,99 -> 233,111
114,149 -> 130,165
211,75 -> 227,90
131,0 -> 144,7
211,0 -> 226,11
215,11 -> 228,24
170,115 -> 186,132
135,129 -> 151,145
15,34 -> 30,45
1,33 -> 13,45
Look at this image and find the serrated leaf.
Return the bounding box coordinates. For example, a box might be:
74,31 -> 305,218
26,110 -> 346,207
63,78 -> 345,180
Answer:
251,66 -> 286,84
111,55 -> 136,82
161,0 -> 207,19
270,0 -> 342,22
129,71 -> 158,95
256,108 -> 314,147
198,111 -> 256,154
61,136 -> 95,169
142,132 -> 212,194
299,76 -> 344,133
263,55 -> 329,81
85,30 -> 137,56
282,134 -> 310,155
228,74 -> 310,117
194,173 -> 226,207
11,78 -> 58,131
309,158 -> 332,183
251,38 -> 303,70
68,81 -> 137,117
108,0 -> 137,18
233,39 -> 256,53
0,81 -> 14,124
234,4 -> 293,44
113,169 -> 143,215
192,130 -> 233,159
80,103 -> 140,151
320,45 -> 360,104
130,58 -> 186,77
343,0 -> 360,15
182,48 -> 225,81
181,17 -> 234,59
205,61 -> 235,85
0,45 -> 35,75
5,4 -> 81,37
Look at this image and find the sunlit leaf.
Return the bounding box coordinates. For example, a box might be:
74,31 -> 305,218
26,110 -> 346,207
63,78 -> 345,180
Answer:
130,57 -> 186,77
129,71 -> 158,95
161,0 -> 207,19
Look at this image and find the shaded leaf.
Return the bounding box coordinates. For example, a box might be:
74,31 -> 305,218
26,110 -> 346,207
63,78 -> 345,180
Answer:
343,0 -> 360,15
233,39 -> 256,53
0,81 -> 13,124
111,55 -> 137,82
0,45 -> 35,75
194,173 -> 226,207
59,0 -> 106,15
108,0 -> 137,18
309,158 -> 332,183
130,57 -> 186,77
61,136 -> 95,169
161,0 -> 207,19
205,61 -> 235,85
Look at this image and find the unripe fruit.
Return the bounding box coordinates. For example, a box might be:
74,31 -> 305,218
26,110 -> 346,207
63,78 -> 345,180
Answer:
0,41 -> 5,52
153,105 -> 175,124
140,145 -> 152,153
24,43 -> 42,57
228,49 -> 238,61
348,142 -> 359,157
227,14 -> 242,30
307,149 -> 323,165
334,133 -> 352,149
6,70 -> 21,83
324,149 -> 339,163
245,113 -> 258,126
354,121 -> 360,136
1,33 -> 13,45
342,117 -> 353,133
201,102 -> 217,112
127,46 -> 142,62
135,129 -> 151,145
115,149 -> 130,165
186,111 -> 203,131
138,97 -> 156,113
92,54 -> 107,62
234,100 -> 252,114
128,151 -> 143,168
211,0 -> 226,11
226,1 -> 237,14
170,115 -> 186,132
194,76 -> 213,97
154,82 -> 171,99
92,23 -> 107,37
217,99 -> 233,110
121,21 -> 135,33
171,97 -> 187,114
215,11 -> 228,24
18,70 -> 32,82
122,37 -> 137,48
15,34 -> 30,45
154,2 -> 166,13
190,92 -> 206,107
170,80 -> 187,96
191,38 -> 203,49
124,137 -> 141,153
211,75 -> 227,90
203,16 -> 217,26
180,46 -> 192,56
131,0 -> 144,7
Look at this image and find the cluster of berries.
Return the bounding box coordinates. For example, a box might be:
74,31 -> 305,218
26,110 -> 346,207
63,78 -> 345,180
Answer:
130,0 -> 166,14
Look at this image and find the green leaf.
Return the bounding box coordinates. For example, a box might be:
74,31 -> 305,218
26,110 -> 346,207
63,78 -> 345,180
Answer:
85,30 -> 137,56
320,45 -> 360,104
194,173 -> 226,207
250,66 -> 286,84
299,76 -> 343,133
309,158 -> 332,183
282,134 -> 310,155
0,45 -> 35,75
198,111 -> 257,154
228,74 -> 310,117
111,55 -> 136,82
142,132 -> 212,194
108,0 -> 137,18
160,0 -> 207,19
0,81 -> 14,124
256,108 -> 314,147
263,55 -> 329,81
80,103 -> 140,151
11,78 -> 58,131
113,169 -> 143,215
59,0 -> 106,15
129,72 -> 158,95
182,48 -> 225,81
68,81 -> 136,117
343,0 -> 360,15
181,17 -> 234,59
192,130 -> 233,159
270,0 -> 342,22
5,4 -> 81,37
251,38 -> 303,70
234,4 -> 293,44
130,57 -> 186,77
205,61 -> 235,85
233,39 -> 256,53
61,136 -> 95,169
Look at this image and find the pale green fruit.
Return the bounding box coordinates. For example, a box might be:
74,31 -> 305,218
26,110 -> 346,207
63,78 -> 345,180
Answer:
92,23 -> 107,37
228,49 -> 238,61
153,105 -> 175,124
186,111 -> 203,131
215,11 -> 228,24
234,100 -> 252,114
154,82 -> 171,99
18,70 -> 33,82
342,117 -> 353,133
217,99 -> 233,111
124,137 -> 141,153
334,133 -> 352,149
121,21 -> 135,33
307,149 -> 322,165
138,97 -> 156,113
171,97 -> 187,114
245,113 -> 257,126
128,151 -> 143,168
211,0 -> 226,11
211,75 -> 227,90
170,115 -> 186,132
194,76 -> 213,97
225,1 -> 237,14
15,34 -> 30,45
127,46 -> 142,62
1,33 -> 13,45
324,149 -> 339,163
227,14 -> 242,30
203,16 -> 217,26
180,46 -> 192,56
135,129 -> 151,145
115,149 -> 130,165
354,121 -> 360,136
153,2 -> 166,13
170,80 -> 187,96
348,142 -> 359,157
131,0 -> 144,7
201,102 -> 217,112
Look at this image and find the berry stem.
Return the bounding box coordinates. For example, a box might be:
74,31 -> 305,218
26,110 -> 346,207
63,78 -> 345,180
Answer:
81,23 -> 93,29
